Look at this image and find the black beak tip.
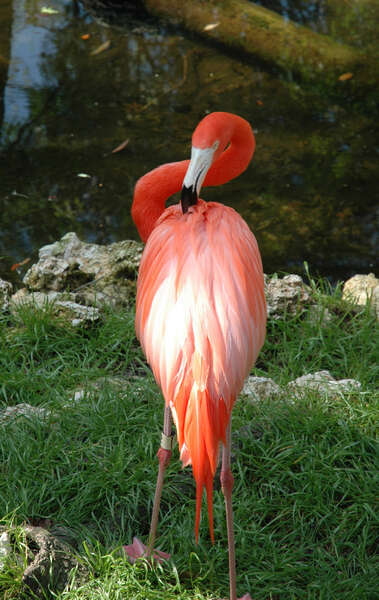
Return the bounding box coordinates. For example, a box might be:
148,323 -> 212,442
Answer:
181,185 -> 198,214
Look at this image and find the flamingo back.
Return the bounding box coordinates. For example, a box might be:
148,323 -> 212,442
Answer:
135,199 -> 266,541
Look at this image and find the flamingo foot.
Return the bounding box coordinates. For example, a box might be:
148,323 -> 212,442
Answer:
123,536 -> 170,565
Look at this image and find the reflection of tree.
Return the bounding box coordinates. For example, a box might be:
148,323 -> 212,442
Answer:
0,2 -> 12,135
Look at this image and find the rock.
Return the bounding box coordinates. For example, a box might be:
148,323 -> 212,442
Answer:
0,278 -> 13,312
308,304 -> 333,326
10,289 -> 100,326
56,301 -> 100,327
24,256 -> 75,292
242,376 -> 281,401
287,370 -> 361,398
69,389 -> 86,404
65,377 -> 130,408
265,274 -> 312,319
0,403 -> 51,424
11,289 -> 65,307
0,530 -> 11,570
22,232 -> 143,307
21,525 -> 88,596
342,273 -> 379,319
242,371 -> 362,403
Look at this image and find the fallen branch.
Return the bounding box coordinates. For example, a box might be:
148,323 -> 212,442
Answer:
143,0 -> 375,88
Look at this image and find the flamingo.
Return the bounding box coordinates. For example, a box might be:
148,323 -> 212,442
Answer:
124,112 -> 266,600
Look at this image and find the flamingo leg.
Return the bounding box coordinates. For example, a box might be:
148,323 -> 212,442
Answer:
221,422 -> 252,600
146,405 -> 173,557
124,405 -> 173,564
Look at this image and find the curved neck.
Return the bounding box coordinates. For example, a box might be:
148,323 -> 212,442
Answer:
132,160 -> 189,242
132,114 -> 255,243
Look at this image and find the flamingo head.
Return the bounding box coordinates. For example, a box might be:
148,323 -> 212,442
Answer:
180,112 -> 254,214
181,113 -> 233,213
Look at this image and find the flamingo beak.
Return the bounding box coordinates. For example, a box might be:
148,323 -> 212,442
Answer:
181,146 -> 216,213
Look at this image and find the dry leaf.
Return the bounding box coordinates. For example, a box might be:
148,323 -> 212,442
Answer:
256,100 -> 264,106
41,6 -> 59,15
91,40 -> 111,56
81,34 -> 90,40
11,258 -> 30,271
112,138 -> 129,154
338,72 -> 353,81
203,22 -> 220,32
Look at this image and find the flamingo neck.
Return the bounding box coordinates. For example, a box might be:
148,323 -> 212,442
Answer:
132,113 -> 255,243
132,160 -> 189,243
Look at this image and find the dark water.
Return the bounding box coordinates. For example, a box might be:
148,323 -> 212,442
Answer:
0,0 -> 378,286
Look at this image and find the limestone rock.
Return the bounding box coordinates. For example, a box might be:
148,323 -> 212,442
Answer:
11,289 -> 66,307
0,278 -> 13,312
242,371 -> 362,403
0,403 -> 51,424
21,525 -> 88,596
265,274 -> 312,318
55,300 -> 100,327
287,370 -> 361,398
10,289 -> 100,326
22,232 -> 143,307
66,377 -> 130,405
308,304 -> 333,327
342,273 -> 379,319
242,376 -> 281,401
0,530 -> 11,570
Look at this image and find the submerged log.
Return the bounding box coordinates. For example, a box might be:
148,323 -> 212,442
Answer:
143,0 -> 374,87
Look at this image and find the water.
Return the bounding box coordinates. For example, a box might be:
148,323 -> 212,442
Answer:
0,0 -> 378,286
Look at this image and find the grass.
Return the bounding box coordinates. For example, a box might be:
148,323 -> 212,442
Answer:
0,282 -> 378,599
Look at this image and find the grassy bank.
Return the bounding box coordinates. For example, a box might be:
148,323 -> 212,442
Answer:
0,283 -> 378,599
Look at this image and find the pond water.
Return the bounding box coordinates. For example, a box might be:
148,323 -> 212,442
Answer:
0,0 -> 378,286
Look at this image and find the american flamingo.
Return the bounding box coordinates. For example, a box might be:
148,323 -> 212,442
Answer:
124,112 -> 266,600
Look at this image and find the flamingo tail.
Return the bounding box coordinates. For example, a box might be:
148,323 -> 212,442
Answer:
174,382 -> 230,543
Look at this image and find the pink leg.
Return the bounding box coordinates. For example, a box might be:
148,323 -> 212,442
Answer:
124,405 -> 173,564
146,405 -> 173,557
220,422 -> 252,600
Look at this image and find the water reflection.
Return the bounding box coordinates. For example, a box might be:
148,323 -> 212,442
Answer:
1,0 -> 73,145
258,0 -> 378,48
0,0 -> 378,284
257,0 -> 328,32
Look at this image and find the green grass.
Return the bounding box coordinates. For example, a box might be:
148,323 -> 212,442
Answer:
0,284 -> 378,599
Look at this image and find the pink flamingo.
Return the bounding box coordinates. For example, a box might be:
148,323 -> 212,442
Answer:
125,112 -> 266,600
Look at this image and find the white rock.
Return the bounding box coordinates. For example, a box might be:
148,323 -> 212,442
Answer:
0,531 -> 11,570
265,274 -> 312,319
22,232 -> 143,308
70,390 -> 86,403
56,301 -> 100,326
242,376 -> 281,401
10,291 -> 100,326
0,278 -> 13,312
11,289 -> 64,308
333,379 -> 362,392
342,273 -> 379,319
308,304 -> 333,326
287,371 -> 361,398
0,403 -> 51,423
